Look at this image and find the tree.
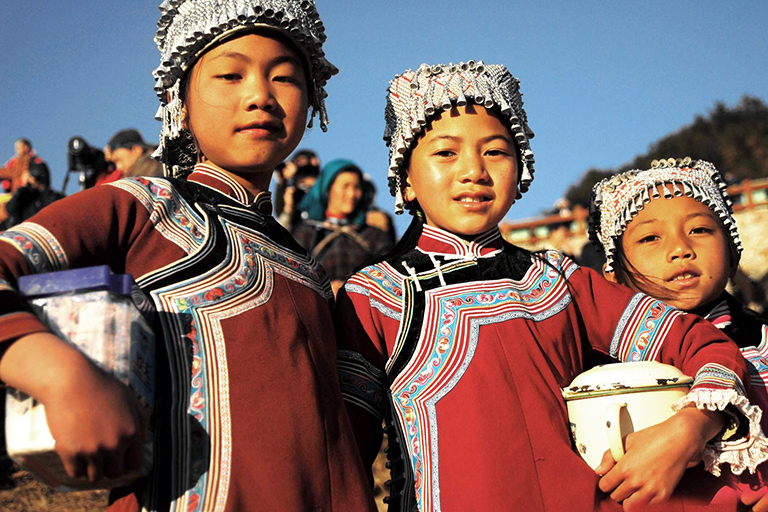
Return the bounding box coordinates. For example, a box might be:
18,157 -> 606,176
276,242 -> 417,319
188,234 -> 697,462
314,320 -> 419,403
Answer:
565,95 -> 768,207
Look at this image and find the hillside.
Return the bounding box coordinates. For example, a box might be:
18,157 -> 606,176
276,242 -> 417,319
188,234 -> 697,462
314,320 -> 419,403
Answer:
564,95 -> 768,208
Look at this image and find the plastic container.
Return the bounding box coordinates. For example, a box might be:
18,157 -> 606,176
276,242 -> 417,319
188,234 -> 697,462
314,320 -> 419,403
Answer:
562,361 -> 693,469
5,265 -> 155,490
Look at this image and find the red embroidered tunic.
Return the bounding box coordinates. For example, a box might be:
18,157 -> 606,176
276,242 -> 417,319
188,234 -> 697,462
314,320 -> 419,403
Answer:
336,224 -> 761,512
695,295 -> 768,503
0,163 -> 375,512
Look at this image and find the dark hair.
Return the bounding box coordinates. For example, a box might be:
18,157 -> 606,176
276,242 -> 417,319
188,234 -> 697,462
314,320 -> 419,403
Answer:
27,158 -> 50,188
610,207 -> 740,304
611,236 -> 677,302
16,138 -> 32,150
328,164 -> 363,189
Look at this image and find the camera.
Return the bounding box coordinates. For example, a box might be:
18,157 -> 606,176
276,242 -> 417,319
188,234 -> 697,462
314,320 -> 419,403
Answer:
65,136 -> 112,190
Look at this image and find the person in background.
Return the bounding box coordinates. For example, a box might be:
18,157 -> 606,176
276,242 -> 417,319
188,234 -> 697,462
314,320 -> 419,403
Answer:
0,138 -> 36,193
273,148 -> 320,227
0,180 -> 12,226
101,129 -> 162,185
362,175 -> 397,247
293,159 -> 393,295
275,150 -> 321,229
0,158 -> 64,230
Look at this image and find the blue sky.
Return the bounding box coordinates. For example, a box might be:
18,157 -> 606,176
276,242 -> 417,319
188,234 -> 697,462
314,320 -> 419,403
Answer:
2,1 -> 766,235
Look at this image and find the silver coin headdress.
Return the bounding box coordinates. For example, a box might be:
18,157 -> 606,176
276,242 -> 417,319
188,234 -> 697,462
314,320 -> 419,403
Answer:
383,61 -> 535,214
152,0 -> 338,177
589,157 -> 742,272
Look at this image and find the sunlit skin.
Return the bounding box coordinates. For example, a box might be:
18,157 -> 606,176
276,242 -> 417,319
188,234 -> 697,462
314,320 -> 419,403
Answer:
109,146 -> 144,173
184,32 -> 309,196
597,188 -> 734,509
405,104 -> 518,237
326,171 -> 362,218
608,190 -> 733,311
14,140 -> 31,157
0,31 -> 313,486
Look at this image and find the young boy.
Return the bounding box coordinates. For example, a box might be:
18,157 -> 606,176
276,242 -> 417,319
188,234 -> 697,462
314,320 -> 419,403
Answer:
0,1 -> 374,511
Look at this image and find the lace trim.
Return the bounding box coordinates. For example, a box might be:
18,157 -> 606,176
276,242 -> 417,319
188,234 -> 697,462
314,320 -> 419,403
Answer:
673,388 -> 768,476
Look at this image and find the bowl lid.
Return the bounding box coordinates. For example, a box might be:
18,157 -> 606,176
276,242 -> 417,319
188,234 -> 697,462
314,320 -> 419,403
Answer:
562,361 -> 693,400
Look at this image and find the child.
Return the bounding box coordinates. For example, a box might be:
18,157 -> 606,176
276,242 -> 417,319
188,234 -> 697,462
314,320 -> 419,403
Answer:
591,157 -> 768,509
333,61 -> 767,511
0,1 -> 375,511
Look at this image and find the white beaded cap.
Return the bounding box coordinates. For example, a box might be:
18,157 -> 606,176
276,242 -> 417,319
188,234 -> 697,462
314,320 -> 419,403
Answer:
384,61 -> 535,214
590,158 -> 742,272
152,0 -> 338,176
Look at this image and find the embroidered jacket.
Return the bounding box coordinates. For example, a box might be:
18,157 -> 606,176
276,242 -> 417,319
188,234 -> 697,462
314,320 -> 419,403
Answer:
0,163 -> 375,512
335,224 -> 764,512
704,294 -> 768,394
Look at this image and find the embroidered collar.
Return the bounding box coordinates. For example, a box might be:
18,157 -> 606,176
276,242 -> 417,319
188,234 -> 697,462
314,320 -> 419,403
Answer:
701,296 -> 732,330
187,163 -> 272,214
417,224 -> 504,259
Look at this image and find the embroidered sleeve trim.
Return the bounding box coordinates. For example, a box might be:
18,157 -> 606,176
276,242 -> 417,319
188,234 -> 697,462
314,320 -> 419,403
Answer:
0,223 -> 68,274
691,363 -> 748,395
674,387 -> 768,476
610,294 -> 684,362
110,177 -> 206,254
345,264 -> 404,313
740,325 -> 768,389
338,350 -> 386,419
370,298 -> 402,321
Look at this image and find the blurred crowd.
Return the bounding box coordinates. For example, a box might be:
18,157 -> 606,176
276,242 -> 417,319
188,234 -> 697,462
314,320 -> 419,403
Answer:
274,149 -> 396,294
0,130 -> 163,232
0,137 -> 397,296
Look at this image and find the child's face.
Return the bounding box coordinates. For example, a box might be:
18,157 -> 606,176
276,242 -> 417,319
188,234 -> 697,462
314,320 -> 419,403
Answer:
185,32 -> 309,189
405,105 -> 518,237
619,190 -> 731,311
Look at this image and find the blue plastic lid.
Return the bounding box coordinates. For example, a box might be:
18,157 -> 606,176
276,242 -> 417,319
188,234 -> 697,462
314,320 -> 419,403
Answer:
18,265 -> 135,298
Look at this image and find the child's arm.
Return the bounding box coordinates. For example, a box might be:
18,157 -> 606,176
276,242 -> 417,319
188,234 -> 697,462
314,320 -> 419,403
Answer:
595,407 -> 724,510
554,253 -> 767,498
0,183 -> 153,481
0,332 -> 147,481
333,270 -> 394,477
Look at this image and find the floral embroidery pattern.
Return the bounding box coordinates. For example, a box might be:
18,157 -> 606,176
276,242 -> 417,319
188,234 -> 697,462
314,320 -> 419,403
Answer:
391,257 -> 572,512
612,294 -> 684,362
111,177 -> 206,254
0,223 -> 68,274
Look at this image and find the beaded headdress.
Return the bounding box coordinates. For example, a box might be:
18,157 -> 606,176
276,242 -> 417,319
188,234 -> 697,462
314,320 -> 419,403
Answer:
152,0 -> 338,177
589,157 -> 742,272
384,61 -> 535,214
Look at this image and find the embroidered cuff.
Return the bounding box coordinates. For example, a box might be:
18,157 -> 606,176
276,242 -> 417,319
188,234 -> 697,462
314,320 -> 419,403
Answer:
674,388 -> 768,476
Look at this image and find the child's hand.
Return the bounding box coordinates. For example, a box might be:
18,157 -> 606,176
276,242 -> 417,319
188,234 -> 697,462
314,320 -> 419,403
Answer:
0,332 -> 148,482
741,489 -> 768,512
595,407 -> 724,511
44,363 -> 148,481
